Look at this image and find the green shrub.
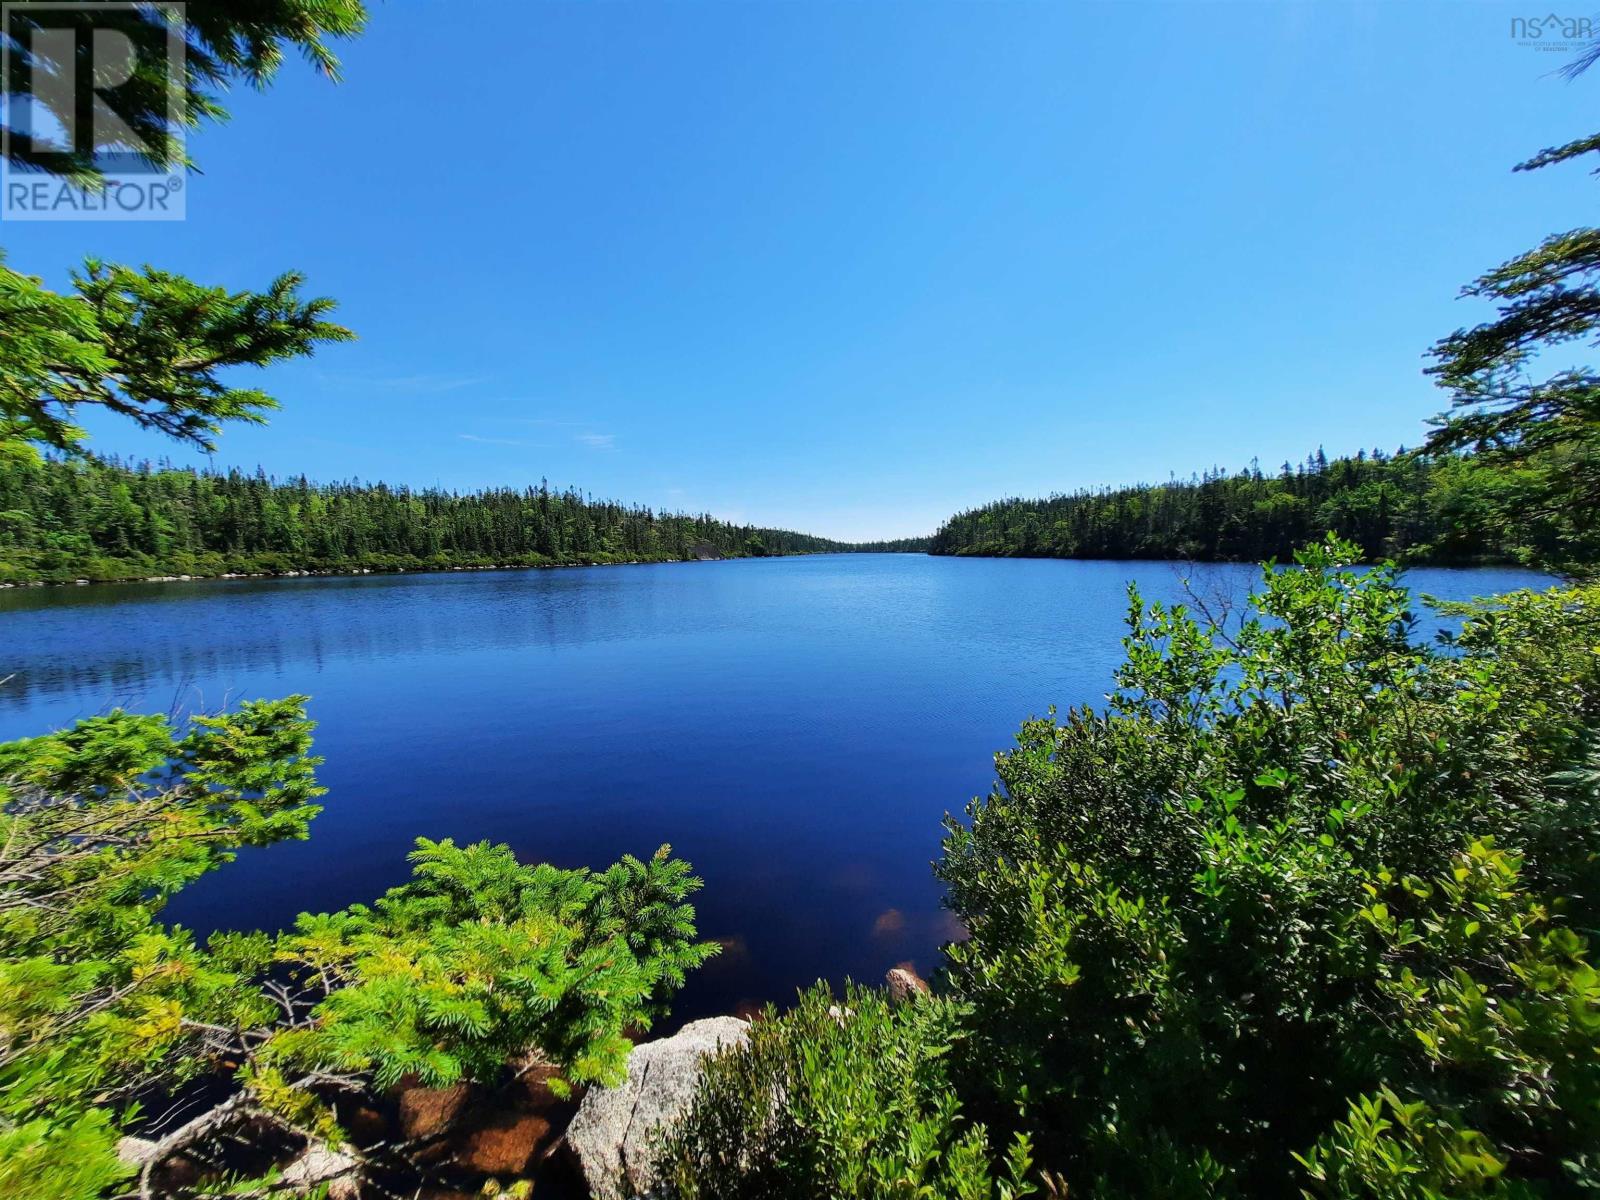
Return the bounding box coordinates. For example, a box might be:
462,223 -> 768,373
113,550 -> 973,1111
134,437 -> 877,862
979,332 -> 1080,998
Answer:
1296,839 -> 1600,1197
0,700 -> 716,1197
651,982 -> 1036,1200
936,538 -> 1600,1195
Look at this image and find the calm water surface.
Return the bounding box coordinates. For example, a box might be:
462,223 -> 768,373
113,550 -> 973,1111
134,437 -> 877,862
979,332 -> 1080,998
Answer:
0,554 -> 1551,1021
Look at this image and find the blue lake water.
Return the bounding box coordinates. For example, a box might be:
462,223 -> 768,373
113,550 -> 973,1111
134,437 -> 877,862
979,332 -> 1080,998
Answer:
0,554 -> 1552,1021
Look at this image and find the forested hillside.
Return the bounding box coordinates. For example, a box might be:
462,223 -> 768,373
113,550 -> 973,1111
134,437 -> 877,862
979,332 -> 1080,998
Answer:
0,456 -> 893,583
929,447 -> 1587,565
837,535 -> 933,553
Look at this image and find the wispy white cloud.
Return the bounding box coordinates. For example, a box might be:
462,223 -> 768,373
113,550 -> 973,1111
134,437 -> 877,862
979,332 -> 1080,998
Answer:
458,433 -> 537,448
575,432 -> 616,450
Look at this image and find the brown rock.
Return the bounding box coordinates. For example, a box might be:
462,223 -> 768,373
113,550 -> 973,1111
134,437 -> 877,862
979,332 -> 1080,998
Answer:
510,1058 -> 568,1108
886,965 -> 930,1002
452,1110 -> 563,1177
872,908 -> 906,938
397,1081 -> 477,1142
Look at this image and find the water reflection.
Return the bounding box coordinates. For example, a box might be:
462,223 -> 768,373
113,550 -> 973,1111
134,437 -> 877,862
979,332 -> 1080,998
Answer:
0,555 -> 1553,1019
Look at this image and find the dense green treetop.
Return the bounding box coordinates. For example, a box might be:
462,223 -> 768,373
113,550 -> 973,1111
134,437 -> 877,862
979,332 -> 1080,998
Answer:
653,982 -> 1039,1200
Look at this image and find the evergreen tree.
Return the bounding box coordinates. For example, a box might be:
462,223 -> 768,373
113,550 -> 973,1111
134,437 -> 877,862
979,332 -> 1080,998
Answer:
1422,132 -> 1600,569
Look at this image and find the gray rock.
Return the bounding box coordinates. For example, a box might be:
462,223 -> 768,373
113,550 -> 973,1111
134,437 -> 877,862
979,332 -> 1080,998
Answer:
280,1143 -> 360,1190
116,1136 -> 159,1167
566,1016 -> 748,1200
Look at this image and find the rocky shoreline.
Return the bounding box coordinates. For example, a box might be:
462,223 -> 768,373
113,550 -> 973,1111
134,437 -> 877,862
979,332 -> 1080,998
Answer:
119,965 -> 928,1200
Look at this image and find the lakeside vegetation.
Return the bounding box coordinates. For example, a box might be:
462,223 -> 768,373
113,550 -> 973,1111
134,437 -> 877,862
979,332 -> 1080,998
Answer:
0,455 -> 912,585
653,547 -> 1600,1197
928,445 -> 1591,568
2,2 -> 1599,1199
0,698 -> 717,1199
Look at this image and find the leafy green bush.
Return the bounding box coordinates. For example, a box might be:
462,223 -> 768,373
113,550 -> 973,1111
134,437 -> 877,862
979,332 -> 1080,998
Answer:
0,700 -> 716,1198
936,539 -> 1600,1196
651,983 -> 1036,1200
1296,838 -> 1600,1197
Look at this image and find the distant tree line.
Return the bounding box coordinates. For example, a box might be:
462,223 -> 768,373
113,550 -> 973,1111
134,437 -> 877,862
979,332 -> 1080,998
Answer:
928,445 -> 1590,566
0,456 -> 911,583
840,535 -> 934,553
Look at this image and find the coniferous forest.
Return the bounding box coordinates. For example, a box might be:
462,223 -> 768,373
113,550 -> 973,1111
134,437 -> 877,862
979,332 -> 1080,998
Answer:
928,445 -> 1594,567
0,455 -> 925,584
5,442 -> 1589,586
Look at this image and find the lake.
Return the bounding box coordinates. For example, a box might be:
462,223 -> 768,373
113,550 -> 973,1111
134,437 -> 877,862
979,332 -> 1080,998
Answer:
0,553 -> 1551,1022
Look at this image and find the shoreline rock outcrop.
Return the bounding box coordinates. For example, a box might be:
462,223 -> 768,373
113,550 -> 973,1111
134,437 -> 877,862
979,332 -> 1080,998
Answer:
565,1016 -> 749,1200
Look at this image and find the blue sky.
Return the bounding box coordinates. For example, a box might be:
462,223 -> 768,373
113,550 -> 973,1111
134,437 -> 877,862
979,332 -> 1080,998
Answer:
7,0 -> 1599,541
